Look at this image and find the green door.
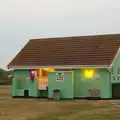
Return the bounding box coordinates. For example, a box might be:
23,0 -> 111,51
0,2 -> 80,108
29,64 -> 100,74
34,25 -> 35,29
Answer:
48,71 -> 74,99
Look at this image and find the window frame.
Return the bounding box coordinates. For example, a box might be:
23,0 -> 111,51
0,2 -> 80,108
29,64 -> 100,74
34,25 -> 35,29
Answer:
118,68 -> 120,75
111,74 -> 115,80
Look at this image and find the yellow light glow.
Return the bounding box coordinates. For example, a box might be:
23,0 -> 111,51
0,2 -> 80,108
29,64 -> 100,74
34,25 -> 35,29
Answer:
38,68 -> 54,88
43,68 -> 49,71
20,77 -> 24,80
39,68 -> 54,77
84,69 -> 94,78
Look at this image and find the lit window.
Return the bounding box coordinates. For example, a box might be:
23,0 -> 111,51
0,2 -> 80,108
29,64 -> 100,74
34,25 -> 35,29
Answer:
84,69 -> 95,78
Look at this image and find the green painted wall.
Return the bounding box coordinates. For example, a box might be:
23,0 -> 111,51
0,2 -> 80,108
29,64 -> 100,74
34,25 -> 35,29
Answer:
111,51 -> 120,83
48,71 -> 74,99
13,69 -> 38,97
74,69 -> 111,98
12,68 -> 112,99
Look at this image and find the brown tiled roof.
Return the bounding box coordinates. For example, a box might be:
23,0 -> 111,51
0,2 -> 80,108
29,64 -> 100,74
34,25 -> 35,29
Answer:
8,34 -> 120,67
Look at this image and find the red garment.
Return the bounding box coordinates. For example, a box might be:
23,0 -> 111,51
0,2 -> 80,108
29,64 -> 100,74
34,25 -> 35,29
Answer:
35,69 -> 39,77
30,69 -> 39,81
30,69 -> 35,81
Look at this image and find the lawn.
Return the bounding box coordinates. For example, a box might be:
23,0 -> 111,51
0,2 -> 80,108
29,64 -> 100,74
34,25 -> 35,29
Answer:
0,86 -> 120,120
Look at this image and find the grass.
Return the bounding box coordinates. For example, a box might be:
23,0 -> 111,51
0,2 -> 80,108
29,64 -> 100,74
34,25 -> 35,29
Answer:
0,86 -> 120,120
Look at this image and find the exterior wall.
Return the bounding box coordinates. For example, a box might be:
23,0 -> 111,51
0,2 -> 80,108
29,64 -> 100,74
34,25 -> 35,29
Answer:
111,51 -> 120,83
12,68 -> 111,99
74,69 -> 111,98
48,71 -> 74,99
12,69 -> 38,97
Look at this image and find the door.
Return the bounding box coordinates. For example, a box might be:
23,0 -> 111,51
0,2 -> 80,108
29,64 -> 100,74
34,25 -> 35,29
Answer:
112,83 -> 120,98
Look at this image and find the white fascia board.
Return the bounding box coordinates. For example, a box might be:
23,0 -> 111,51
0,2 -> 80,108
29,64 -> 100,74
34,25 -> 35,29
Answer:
8,65 -> 110,69
110,47 -> 120,68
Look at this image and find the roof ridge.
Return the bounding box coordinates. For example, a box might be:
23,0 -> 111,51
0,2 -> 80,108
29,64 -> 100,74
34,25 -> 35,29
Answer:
30,33 -> 120,41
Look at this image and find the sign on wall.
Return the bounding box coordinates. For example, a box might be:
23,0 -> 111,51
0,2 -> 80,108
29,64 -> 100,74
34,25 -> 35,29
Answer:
56,72 -> 64,81
94,73 -> 100,78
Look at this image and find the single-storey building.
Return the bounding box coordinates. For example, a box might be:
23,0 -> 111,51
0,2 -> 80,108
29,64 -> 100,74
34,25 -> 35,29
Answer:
7,34 -> 120,99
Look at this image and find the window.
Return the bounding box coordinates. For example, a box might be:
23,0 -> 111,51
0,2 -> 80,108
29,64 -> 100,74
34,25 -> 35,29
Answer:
118,68 -> 120,75
84,69 -> 95,78
117,68 -> 120,80
117,75 -> 120,80
111,68 -> 114,75
111,68 -> 115,80
111,75 -> 115,80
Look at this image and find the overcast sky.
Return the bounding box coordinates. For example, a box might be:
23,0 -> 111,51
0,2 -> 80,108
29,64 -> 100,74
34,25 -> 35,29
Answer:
0,0 -> 120,70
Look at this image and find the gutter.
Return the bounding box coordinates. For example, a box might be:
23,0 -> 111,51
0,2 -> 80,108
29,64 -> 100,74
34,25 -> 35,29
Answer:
8,65 -> 110,69
105,68 -> 112,98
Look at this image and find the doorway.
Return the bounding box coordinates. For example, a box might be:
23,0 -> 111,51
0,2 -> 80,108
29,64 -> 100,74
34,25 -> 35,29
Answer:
112,83 -> 120,99
39,68 -> 54,89
24,90 -> 29,97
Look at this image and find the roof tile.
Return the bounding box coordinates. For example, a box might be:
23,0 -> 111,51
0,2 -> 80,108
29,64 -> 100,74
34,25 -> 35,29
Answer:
8,34 -> 120,67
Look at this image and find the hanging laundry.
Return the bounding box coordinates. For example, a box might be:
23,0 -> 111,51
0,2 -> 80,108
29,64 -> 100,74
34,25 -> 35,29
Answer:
30,69 -> 35,81
30,69 -> 39,81
35,69 -> 39,77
